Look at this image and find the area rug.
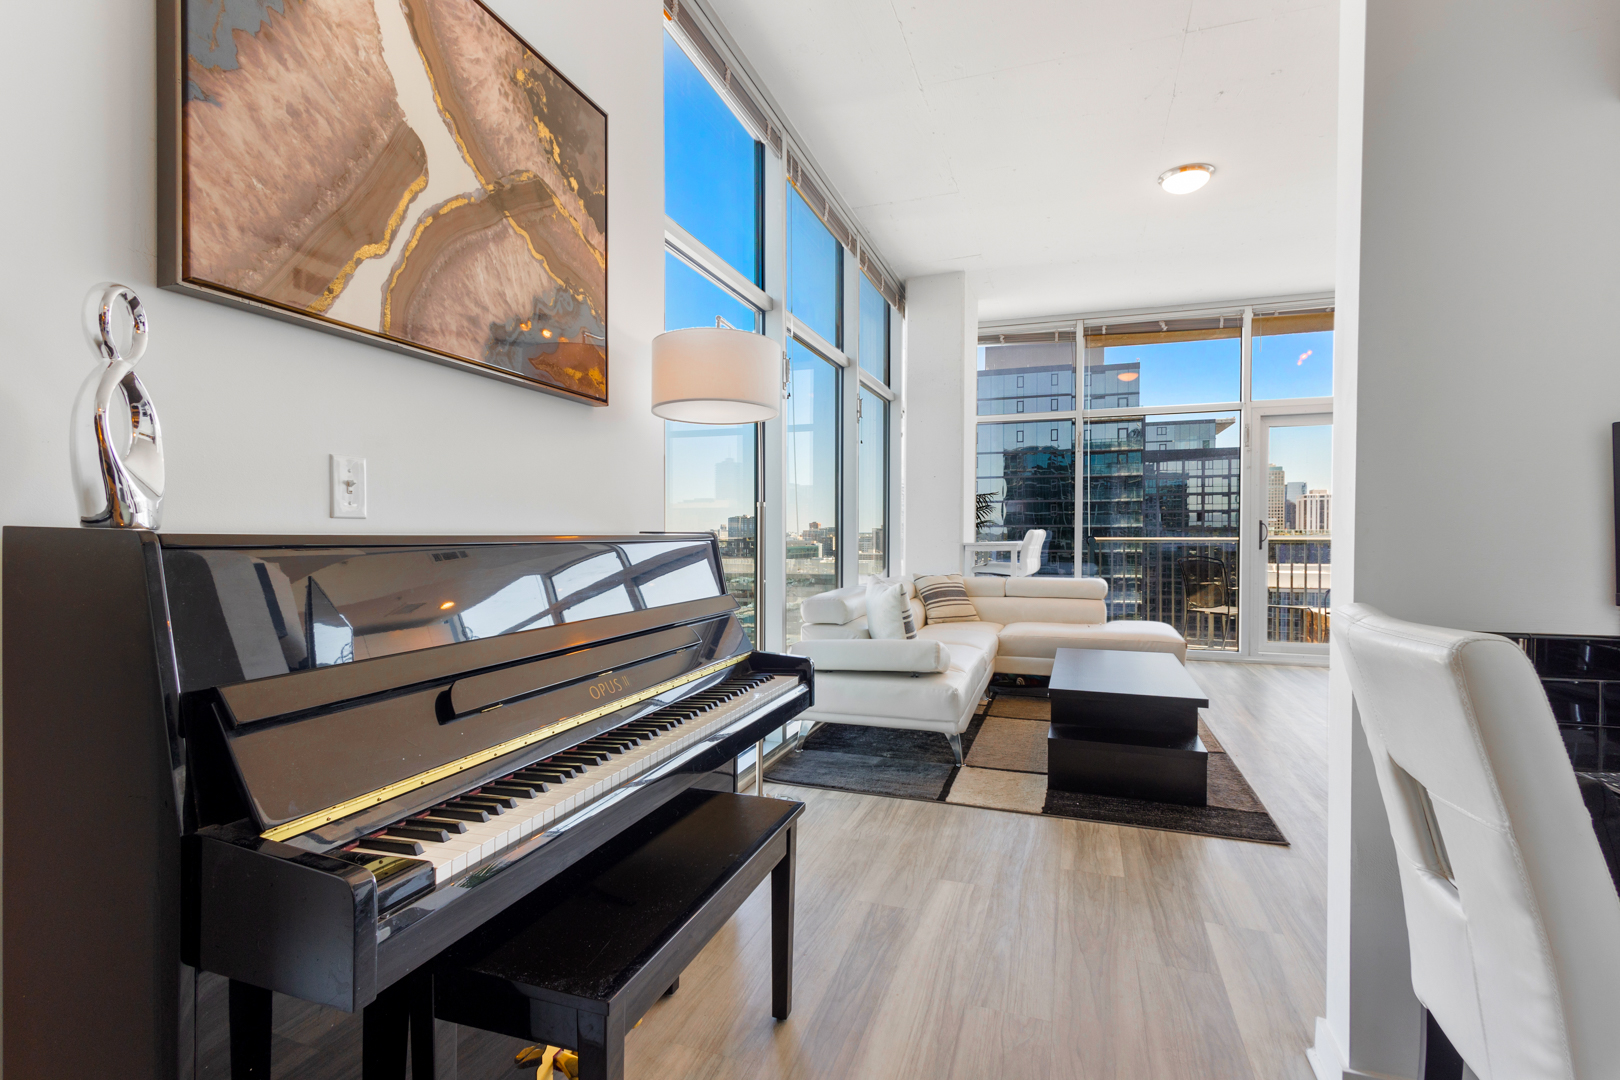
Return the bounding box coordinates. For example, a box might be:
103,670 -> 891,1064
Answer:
766,695 -> 1288,845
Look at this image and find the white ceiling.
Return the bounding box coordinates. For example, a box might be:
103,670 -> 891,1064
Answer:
704,0 -> 1340,323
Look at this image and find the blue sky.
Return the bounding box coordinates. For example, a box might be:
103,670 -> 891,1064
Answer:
664,32 -> 757,281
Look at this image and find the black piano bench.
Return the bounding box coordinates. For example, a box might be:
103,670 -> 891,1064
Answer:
410,789 -> 802,1080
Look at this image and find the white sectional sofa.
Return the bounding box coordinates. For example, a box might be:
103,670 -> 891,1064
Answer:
788,576 -> 1186,764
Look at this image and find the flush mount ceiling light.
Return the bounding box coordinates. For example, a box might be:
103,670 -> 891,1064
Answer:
651,322 -> 783,424
1158,163 -> 1215,195
1117,372 -> 1139,382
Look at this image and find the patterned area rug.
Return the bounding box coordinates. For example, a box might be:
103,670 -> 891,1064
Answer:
766,695 -> 1288,845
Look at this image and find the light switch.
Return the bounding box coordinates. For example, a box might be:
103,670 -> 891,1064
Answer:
331,455 -> 367,519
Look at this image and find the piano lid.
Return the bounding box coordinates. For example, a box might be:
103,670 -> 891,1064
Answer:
161,537 -> 728,695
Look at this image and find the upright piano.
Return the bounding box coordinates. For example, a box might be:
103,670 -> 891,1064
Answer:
2,527 -> 812,1080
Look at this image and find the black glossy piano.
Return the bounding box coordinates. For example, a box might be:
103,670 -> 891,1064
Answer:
2,527 -> 812,1080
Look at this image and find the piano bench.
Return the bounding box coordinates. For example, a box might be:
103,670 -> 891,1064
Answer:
412,788 -> 802,1080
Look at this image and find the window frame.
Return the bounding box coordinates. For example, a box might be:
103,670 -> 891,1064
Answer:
972,301 -> 1334,658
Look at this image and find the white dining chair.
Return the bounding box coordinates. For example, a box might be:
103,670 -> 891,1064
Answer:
961,529 -> 1046,577
1336,603 -> 1620,1080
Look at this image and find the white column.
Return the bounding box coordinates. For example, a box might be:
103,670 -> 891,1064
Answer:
1310,3 -> 1425,1076
900,271 -> 976,576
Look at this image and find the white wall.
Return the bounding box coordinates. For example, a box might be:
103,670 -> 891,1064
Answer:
0,0 -> 666,538
1349,0 -> 1620,636
900,271 -> 976,576
1315,1 -> 1620,1076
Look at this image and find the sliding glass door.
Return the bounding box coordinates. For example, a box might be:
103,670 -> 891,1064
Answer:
1248,411 -> 1333,657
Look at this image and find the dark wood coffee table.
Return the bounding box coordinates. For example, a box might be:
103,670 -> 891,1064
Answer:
1046,649 -> 1210,806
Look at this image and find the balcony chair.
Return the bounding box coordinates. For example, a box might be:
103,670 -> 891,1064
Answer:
1179,555 -> 1237,645
1337,604 -> 1620,1080
961,528 -> 1047,577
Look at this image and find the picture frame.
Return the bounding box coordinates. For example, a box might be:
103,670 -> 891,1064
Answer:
158,0 -> 609,405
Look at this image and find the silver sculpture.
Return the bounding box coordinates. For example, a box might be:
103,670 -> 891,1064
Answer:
71,285 -> 165,529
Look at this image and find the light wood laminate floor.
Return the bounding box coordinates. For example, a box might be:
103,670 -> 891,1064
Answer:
620,661 -> 1329,1080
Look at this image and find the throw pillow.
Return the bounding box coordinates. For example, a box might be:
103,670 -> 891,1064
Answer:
865,581 -> 918,639
915,574 -> 981,624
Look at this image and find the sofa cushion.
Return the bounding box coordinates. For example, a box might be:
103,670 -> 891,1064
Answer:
801,585 -> 867,625
808,668 -> 985,732
969,596 -> 1106,626
997,620 -> 1188,663
916,574 -> 980,623
869,574 -> 917,599
962,577 -> 1007,597
1005,576 -> 1108,600
866,582 -> 917,640
808,643 -> 991,727
801,617 -> 869,640
917,620 -> 1003,657
789,638 -> 948,673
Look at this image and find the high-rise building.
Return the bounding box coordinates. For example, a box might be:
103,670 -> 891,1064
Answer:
977,342 -> 1077,416
1267,465 -> 1287,530
1082,385 -> 1239,617
1302,489 -> 1332,533
1285,481 -> 1307,531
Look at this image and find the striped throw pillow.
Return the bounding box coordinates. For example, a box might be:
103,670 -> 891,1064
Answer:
915,574 -> 980,623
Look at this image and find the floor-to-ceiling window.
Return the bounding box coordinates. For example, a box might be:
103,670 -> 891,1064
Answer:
857,273 -> 894,580
782,188 -> 843,643
662,30 -> 764,637
974,339 -> 1077,574
974,306 -> 1333,658
664,12 -> 903,655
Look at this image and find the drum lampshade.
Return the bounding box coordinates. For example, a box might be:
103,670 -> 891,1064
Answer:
650,327 -> 781,424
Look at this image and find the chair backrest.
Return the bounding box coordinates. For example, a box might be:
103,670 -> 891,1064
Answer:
1179,556 -> 1228,608
1336,604 -> 1620,1080
1014,529 -> 1047,577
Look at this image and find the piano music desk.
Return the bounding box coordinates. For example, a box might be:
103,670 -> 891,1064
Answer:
378,788 -> 803,1080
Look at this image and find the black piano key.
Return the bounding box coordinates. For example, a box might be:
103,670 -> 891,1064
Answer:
483,783 -> 544,798
433,806 -> 491,822
579,740 -> 628,754
515,769 -> 571,784
440,803 -> 495,819
553,752 -> 608,766
458,794 -> 517,810
531,760 -> 581,776
413,816 -> 469,833
387,825 -> 451,843
354,836 -> 425,856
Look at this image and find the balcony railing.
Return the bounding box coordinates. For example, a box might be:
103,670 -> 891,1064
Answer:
1086,534 -> 1332,650
1267,536 -> 1331,645
1088,538 -> 1241,651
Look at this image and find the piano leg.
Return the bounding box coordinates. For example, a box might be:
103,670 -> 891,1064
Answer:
228,980 -> 272,1080
771,824 -> 796,1021
361,980 -> 411,1080
409,976 -> 451,1080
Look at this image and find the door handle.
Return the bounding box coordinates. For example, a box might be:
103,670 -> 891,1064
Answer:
1258,519 -> 1269,550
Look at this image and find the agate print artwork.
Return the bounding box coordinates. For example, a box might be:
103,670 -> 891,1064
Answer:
168,0 -> 608,402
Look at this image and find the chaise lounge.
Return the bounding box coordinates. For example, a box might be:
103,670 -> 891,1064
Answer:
788,575 -> 1186,764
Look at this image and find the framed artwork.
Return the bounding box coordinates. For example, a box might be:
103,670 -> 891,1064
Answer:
158,0 -> 609,404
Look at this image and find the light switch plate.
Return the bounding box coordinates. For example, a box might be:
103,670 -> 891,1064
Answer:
330,455 -> 367,519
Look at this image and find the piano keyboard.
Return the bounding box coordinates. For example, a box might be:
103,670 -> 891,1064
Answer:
348,671 -> 799,884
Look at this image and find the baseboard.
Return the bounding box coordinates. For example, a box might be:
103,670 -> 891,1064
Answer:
1308,1017 -> 1416,1080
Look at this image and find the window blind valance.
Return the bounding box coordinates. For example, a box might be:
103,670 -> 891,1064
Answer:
1083,315 -> 1242,350
1254,311 -> 1334,336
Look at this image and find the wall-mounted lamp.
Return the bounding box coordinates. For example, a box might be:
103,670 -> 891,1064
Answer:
650,319 -> 782,424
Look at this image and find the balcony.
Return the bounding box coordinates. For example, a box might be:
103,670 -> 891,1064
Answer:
1086,536 -> 1332,650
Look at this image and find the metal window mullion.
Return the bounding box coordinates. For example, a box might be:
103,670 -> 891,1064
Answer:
665,217 -> 773,313
858,370 -> 895,402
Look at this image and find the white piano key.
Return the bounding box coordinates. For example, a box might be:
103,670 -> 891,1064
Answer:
357,674 -> 800,889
